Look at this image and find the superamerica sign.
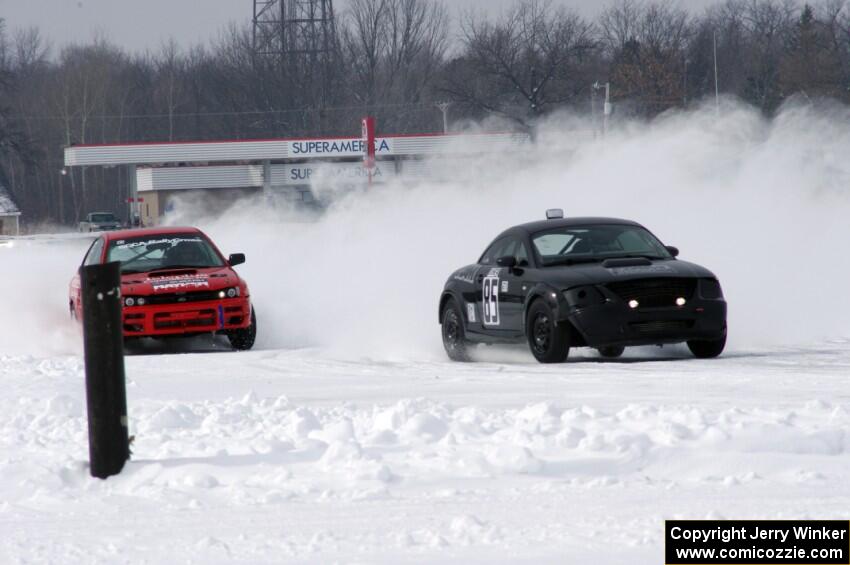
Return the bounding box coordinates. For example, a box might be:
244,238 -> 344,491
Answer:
289,138 -> 392,157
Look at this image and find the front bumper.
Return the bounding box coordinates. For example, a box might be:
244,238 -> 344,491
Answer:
566,299 -> 727,347
122,297 -> 251,337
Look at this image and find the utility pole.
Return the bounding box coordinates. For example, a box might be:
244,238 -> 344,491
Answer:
590,85 -> 597,135
713,30 -> 720,115
593,82 -> 612,135
436,102 -> 452,134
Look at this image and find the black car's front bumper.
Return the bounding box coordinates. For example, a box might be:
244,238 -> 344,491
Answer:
565,297 -> 727,348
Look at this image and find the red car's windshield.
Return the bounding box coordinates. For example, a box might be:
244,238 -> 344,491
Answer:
107,234 -> 225,274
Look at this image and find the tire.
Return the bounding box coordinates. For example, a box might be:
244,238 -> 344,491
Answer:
441,298 -> 471,362
227,308 -> 257,351
526,300 -> 570,364
598,345 -> 625,359
687,330 -> 726,359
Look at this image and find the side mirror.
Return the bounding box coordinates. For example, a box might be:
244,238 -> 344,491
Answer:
665,246 -> 679,258
229,253 -> 246,267
496,255 -> 517,268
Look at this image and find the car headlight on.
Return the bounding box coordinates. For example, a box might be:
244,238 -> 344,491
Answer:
218,287 -> 240,299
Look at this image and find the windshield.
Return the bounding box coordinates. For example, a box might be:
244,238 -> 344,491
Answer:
532,224 -> 671,266
91,213 -> 117,223
107,234 -> 225,274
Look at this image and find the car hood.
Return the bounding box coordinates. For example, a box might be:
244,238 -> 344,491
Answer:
121,266 -> 239,295
539,259 -> 717,289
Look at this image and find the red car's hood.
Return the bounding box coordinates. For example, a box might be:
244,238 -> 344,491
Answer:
121,266 -> 239,295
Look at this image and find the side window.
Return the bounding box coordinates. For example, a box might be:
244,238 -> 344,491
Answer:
480,237 -> 530,266
516,241 -> 530,266
480,237 -> 510,265
83,238 -> 105,266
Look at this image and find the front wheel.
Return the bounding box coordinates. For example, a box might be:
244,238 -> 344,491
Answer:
526,300 -> 570,364
687,331 -> 726,359
227,308 -> 257,351
441,299 -> 471,362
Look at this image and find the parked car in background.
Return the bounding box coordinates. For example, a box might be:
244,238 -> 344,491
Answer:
79,211 -> 122,232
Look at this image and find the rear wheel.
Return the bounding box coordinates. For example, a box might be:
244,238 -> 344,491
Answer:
441,299 -> 471,362
598,345 -> 625,359
227,308 -> 257,351
687,330 -> 726,359
526,300 -> 570,364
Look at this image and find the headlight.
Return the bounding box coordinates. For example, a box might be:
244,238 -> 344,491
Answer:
124,297 -> 135,307
218,287 -> 240,299
124,296 -> 146,307
699,279 -> 723,299
563,286 -> 606,309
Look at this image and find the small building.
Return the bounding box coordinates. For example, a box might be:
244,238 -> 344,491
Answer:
0,183 -> 21,235
63,131 -> 530,226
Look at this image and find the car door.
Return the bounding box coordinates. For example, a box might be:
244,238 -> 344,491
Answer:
476,235 -> 527,336
498,238 -> 533,333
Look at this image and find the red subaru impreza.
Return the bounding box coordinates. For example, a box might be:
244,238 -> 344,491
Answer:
69,227 -> 256,350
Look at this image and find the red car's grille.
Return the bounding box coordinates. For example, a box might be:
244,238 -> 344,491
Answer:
142,290 -> 221,305
153,309 -> 217,330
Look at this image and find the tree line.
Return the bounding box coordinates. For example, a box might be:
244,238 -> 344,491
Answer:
1,0 -> 849,226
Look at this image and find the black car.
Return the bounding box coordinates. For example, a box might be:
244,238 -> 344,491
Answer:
438,211 -> 727,363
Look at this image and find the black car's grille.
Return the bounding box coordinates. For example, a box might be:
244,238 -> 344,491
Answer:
607,278 -> 696,308
629,320 -> 695,334
143,290 -> 221,305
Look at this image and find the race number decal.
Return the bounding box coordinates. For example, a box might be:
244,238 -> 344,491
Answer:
482,275 -> 500,326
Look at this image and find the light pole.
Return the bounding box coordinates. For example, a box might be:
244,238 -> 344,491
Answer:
436,102 -> 452,134
592,82 -> 612,135
59,168 -> 68,226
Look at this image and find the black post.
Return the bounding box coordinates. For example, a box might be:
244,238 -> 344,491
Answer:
80,261 -> 130,479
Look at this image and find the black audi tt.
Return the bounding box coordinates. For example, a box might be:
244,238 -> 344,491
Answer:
439,210 -> 727,363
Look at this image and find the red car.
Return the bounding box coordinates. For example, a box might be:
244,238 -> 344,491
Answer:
69,227 -> 256,350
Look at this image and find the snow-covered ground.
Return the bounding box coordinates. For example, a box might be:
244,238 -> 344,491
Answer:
2,340 -> 850,564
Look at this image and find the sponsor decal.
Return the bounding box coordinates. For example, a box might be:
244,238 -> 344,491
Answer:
501,280 -> 509,293
114,237 -> 202,249
453,271 -> 475,284
609,265 -> 674,276
466,302 -> 476,323
146,274 -> 210,292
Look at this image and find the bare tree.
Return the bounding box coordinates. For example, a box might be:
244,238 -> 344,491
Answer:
600,0 -> 694,115
444,0 -> 596,128
343,0 -> 449,129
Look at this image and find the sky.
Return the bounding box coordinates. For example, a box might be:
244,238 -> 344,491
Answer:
1,0 -> 724,54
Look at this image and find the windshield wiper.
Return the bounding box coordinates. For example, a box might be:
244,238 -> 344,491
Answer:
610,254 -> 667,261
544,256 -> 604,267
145,265 -> 204,273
